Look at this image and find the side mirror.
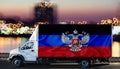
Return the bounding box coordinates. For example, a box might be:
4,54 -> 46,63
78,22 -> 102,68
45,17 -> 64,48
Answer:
18,46 -> 21,51
18,43 -> 20,46
18,44 -> 21,48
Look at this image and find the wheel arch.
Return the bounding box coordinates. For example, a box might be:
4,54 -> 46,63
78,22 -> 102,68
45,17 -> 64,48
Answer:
11,54 -> 25,62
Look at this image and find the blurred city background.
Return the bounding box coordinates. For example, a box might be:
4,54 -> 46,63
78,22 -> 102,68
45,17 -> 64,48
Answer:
0,0 -> 120,58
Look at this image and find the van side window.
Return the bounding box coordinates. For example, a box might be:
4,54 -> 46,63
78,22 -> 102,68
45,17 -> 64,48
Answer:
21,42 -> 34,50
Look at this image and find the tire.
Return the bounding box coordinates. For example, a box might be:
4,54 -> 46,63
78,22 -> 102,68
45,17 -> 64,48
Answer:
80,60 -> 90,68
12,58 -> 23,67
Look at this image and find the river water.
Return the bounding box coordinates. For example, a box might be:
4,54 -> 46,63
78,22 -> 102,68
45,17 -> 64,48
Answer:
0,37 -> 29,53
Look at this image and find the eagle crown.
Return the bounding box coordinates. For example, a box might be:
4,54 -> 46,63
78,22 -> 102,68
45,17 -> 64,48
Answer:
73,30 -> 78,34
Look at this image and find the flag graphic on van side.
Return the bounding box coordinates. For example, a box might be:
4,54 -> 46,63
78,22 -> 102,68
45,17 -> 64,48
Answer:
38,24 -> 112,58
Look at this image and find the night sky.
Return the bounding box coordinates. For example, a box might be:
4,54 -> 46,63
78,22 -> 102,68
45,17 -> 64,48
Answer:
0,0 -> 119,23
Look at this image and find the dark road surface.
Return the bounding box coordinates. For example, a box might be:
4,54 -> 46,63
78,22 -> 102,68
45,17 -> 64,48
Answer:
0,60 -> 120,69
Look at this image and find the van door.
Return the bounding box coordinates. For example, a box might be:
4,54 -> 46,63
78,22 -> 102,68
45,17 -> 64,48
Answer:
20,41 -> 37,61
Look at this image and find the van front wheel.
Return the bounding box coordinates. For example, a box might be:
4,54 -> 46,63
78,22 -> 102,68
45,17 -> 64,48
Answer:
12,58 -> 23,67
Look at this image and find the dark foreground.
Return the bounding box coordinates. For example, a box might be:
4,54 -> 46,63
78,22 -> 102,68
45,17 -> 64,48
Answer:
0,60 -> 120,69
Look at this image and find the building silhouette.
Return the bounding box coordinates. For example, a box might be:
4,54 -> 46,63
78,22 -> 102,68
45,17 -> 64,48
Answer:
34,1 -> 57,24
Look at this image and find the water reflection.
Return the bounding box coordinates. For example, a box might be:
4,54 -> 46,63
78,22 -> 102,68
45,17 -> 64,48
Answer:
112,41 -> 120,57
0,37 -> 28,53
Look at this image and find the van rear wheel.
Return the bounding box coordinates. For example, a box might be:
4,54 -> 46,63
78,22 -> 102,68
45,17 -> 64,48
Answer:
80,59 -> 90,68
12,58 -> 23,67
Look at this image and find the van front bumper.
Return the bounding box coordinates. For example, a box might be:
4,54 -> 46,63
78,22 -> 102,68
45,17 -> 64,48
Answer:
7,54 -> 14,62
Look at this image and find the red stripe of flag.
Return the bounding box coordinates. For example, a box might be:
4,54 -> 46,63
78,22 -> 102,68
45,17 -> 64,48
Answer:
38,46 -> 111,58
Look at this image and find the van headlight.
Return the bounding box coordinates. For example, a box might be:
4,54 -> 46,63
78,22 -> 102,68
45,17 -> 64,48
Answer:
8,54 -> 14,59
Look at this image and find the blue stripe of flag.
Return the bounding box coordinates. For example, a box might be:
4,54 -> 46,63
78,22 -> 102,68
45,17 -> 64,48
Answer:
38,35 -> 111,46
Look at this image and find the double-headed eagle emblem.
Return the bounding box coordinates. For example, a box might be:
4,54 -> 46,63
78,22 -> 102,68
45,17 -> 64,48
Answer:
61,30 -> 90,52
